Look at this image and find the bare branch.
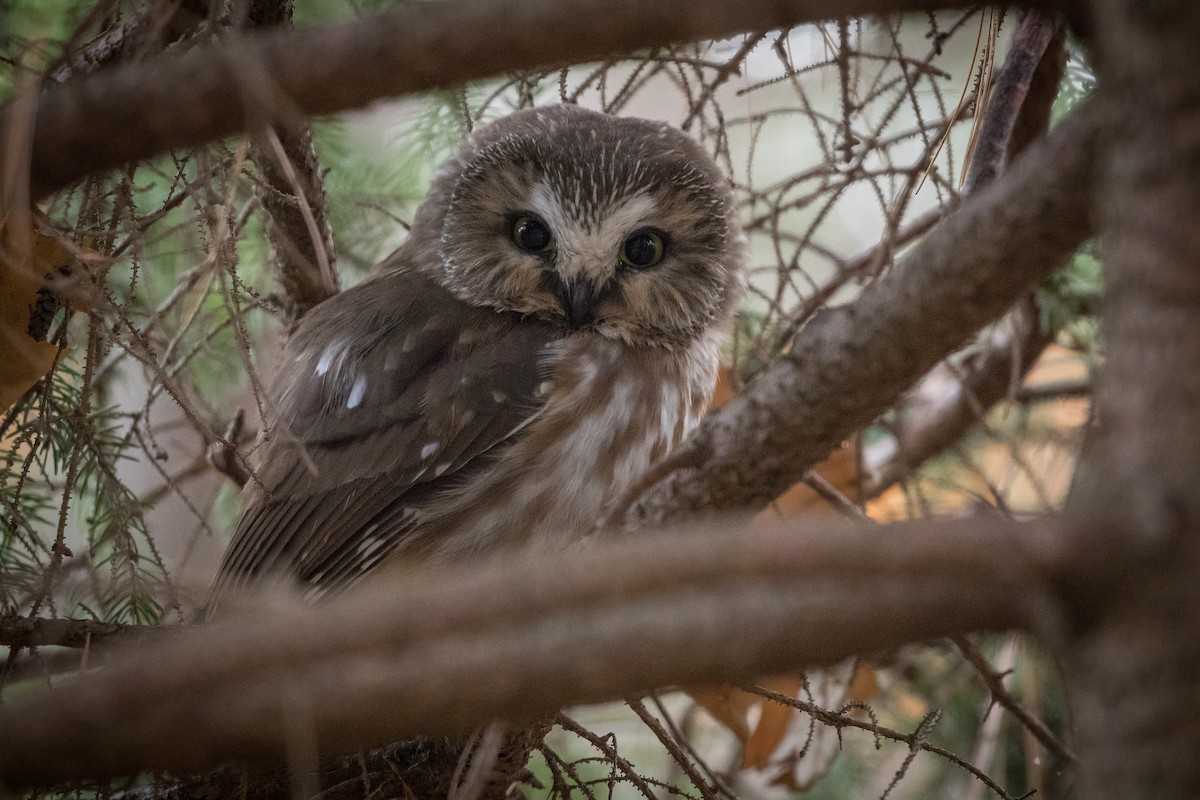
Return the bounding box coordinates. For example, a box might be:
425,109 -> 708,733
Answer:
0,513 -> 1068,789
626,697 -> 726,800
251,123 -> 339,323
14,0 -> 1075,200
555,713 -> 660,799
47,0 -> 211,83
743,685 -> 1027,800
1016,377 -> 1090,403
627,99 -> 1100,526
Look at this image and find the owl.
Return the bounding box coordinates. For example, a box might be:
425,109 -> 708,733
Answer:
209,104 -> 746,604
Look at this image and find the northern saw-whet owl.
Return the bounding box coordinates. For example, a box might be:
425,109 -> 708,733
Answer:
209,104 -> 746,604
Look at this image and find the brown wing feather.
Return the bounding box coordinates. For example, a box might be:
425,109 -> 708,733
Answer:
208,267 -> 562,604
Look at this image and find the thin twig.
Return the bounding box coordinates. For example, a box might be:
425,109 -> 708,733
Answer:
555,714 -> 658,800
953,635 -> 1078,764
626,697 -> 722,800
742,685 -> 1031,800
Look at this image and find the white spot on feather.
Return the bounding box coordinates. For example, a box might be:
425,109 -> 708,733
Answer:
420,442 -> 439,460
357,536 -> 386,557
346,375 -> 367,409
658,385 -> 678,434
315,342 -> 341,377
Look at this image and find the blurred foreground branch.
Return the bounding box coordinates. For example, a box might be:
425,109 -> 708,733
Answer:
12,0 -> 1074,199
0,513 -> 1067,789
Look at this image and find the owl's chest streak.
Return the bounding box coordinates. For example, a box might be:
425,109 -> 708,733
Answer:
422,338 -> 712,558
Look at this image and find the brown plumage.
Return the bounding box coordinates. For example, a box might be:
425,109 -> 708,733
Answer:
209,104 -> 746,606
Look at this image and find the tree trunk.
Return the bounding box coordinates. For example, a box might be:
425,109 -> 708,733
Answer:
1067,1 -> 1200,795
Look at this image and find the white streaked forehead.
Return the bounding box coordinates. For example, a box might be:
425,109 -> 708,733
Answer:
527,179 -> 657,280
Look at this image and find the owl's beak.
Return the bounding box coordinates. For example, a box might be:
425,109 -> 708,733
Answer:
559,278 -> 598,328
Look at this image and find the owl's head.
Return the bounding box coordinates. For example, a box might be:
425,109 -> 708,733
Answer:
407,105 -> 745,349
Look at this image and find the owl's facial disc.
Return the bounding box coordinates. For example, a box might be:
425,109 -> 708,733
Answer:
433,106 -> 744,348
519,181 -> 665,329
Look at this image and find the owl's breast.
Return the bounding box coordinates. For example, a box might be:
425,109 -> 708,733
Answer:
418,333 -> 721,559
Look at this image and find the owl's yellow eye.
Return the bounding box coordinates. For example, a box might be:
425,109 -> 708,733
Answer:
512,215 -> 553,253
621,229 -> 666,269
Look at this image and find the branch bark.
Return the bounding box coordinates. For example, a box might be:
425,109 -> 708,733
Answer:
0,513 -> 1068,789
47,0 -> 211,83
963,10 -> 1065,194
11,0 -> 1075,200
249,122 -> 339,324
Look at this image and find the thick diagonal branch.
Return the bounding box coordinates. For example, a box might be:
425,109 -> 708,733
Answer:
0,514 -> 1067,789
16,0 -> 1072,200
628,100 -> 1099,526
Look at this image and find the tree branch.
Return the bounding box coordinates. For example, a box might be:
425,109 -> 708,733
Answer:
952,635 -> 1079,765
12,0 -> 1075,200
627,99 -> 1100,526
963,10 -> 1065,194
47,0 -> 212,83
250,122 -> 339,323
0,513 -> 1069,789
0,616 -> 147,649
743,684 -> 1027,800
